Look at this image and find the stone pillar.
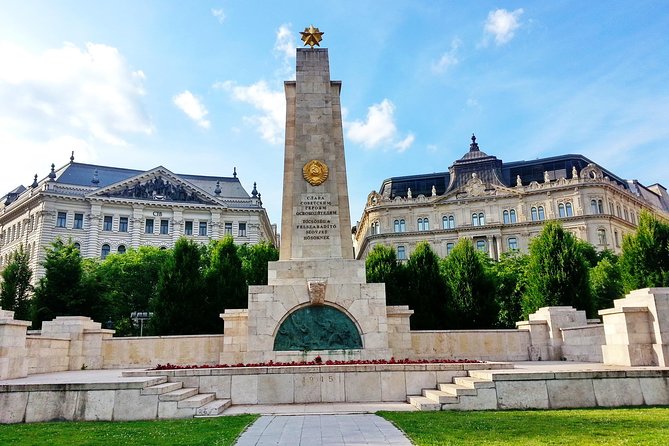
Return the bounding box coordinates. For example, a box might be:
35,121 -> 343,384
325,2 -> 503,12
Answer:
86,213 -> 101,258
0,309 -> 30,379
517,306 -> 588,360
220,309 -> 249,365
599,288 -> 669,366
386,305 -> 414,359
41,316 -> 114,370
131,205 -> 143,248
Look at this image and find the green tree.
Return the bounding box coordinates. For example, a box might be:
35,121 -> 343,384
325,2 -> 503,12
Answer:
491,251 -> 529,328
590,255 -> 623,311
441,239 -> 497,329
32,238 -> 96,328
619,211 -> 669,292
0,245 -> 33,320
150,238 -> 205,335
523,221 -> 593,317
237,241 -> 279,286
405,242 -> 448,330
365,244 -> 408,306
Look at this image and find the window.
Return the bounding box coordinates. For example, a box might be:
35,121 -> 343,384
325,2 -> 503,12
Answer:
442,215 -> 455,229
508,237 -> 518,251
119,217 -> 128,232
103,216 -> 113,231
371,221 -> 380,235
558,204 -> 565,218
598,200 -> 603,214
239,222 -> 247,237
225,222 -> 233,235
478,213 -> 485,225
145,218 -> 154,234
472,213 -> 479,226
394,219 -> 406,233
624,208 -> 629,221
397,245 -> 406,260
597,228 -> 607,245
591,200 -> 598,214
503,210 -> 510,224
510,209 -> 517,223
101,244 -> 110,259
531,207 -> 538,221
73,242 -> 81,252
446,242 -> 454,255
609,201 -> 614,214
160,219 -> 169,235
565,202 -> 573,217
185,221 -> 193,235
631,212 -> 636,225
538,206 -> 545,221
74,213 -> 84,229
476,240 -> 487,252
57,212 -> 67,228
617,205 -> 622,218
199,221 -> 207,236
614,231 -> 620,247
117,245 -> 126,254
417,218 -> 429,231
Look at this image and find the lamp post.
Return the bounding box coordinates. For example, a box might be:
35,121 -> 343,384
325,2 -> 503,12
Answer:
130,311 -> 152,337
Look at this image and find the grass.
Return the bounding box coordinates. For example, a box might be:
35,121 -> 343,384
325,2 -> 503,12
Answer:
379,408 -> 669,446
0,414 -> 258,446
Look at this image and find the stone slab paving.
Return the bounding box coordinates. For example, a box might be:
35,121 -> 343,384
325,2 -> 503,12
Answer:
223,402 -> 416,416
234,414 -> 412,446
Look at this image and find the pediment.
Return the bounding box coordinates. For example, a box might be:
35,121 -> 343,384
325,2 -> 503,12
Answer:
87,166 -> 219,205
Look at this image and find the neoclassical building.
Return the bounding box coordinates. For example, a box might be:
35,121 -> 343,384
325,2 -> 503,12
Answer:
353,135 -> 669,260
0,153 -> 277,281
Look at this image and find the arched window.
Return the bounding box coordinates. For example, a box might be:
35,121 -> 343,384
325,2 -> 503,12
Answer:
631,212 -> 636,225
394,220 -> 400,233
598,200 -> 603,214
558,203 -> 565,218
538,206 -> 545,221
400,219 -> 406,232
418,218 -> 429,231
479,213 -> 485,225
472,213 -> 479,226
476,240 -> 487,252
617,205 -> 621,217
591,200 -> 598,214
503,210 -> 510,224
565,202 -> 573,217
531,207 -> 538,221
508,237 -> 518,251
117,245 -> 126,254
510,209 -> 517,223
397,245 -> 406,260
371,221 -> 380,235
609,201 -> 614,214
442,216 -> 449,229
597,228 -> 607,246
446,242 -> 454,255
101,244 -> 110,259
449,216 -> 455,228
73,242 -> 81,252
624,208 -> 629,221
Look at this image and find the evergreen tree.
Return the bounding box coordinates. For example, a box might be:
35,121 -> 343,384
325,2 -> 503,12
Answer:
619,211 -> 669,292
237,241 -> 279,286
522,221 -> 593,317
441,239 -> 497,329
405,242 -> 448,329
0,245 -> 33,320
491,251 -> 529,328
365,244 -> 408,305
32,238 -> 92,328
150,238 -> 205,335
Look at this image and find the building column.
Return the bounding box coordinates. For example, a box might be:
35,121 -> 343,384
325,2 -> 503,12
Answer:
210,211 -> 221,240
172,208 -> 183,243
131,205 -> 143,248
86,204 -> 101,258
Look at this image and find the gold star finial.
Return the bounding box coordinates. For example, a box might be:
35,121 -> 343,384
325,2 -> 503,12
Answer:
300,25 -> 324,48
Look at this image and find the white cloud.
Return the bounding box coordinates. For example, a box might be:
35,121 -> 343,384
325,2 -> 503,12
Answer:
215,80 -> 285,144
346,99 -> 414,151
211,8 -> 225,24
483,8 -> 524,46
274,24 -> 295,60
432,38 -> 461,74
173,90 -> 210,129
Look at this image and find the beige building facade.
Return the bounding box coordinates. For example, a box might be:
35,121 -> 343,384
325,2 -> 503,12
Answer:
0,155 -> 277,281
354,135 -> 669,260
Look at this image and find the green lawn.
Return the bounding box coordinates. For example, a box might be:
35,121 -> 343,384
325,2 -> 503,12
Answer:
379,408 -> 669,446
0,415 -> 258,446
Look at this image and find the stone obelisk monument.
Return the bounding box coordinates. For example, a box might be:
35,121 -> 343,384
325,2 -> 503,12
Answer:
220,27 -> 394,364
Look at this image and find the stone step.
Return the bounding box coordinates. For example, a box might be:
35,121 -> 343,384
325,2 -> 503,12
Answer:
423,389 -> 459,404
159,387 -> 199,402
195,399 -> 232,417
407,395 -> 441,411
453,376 -> 495,389
141,381 -> 183,395
439,383 -> 477,396
468,370 -> 495,381
178,393 -> 216,409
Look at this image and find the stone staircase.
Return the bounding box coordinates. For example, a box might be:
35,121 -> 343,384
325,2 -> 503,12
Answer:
408,372 -> 498,411
140,377 -> 231,418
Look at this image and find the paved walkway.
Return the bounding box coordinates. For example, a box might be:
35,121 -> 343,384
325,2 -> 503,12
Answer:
234,414 -> 412,446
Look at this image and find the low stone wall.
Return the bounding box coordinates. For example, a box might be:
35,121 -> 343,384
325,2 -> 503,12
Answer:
102,335 -> 225,369
25,336 -> 70,375
409,330 -> 531,361
561,325 -> 605,362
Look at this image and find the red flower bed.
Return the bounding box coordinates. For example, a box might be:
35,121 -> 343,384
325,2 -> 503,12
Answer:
152,357 -> 481,370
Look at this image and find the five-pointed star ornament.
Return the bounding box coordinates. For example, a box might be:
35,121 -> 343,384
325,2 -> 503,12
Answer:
300,25 -> 324,48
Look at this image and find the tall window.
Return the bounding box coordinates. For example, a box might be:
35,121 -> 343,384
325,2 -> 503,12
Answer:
74,213 -> 84,229
393,219 -> 406,233
510,209 -> 517,223
609,201 -> 614,214
239,222 -> 247,237
446,242 -> 454,255
508,237 -> 518,251
184,221 -> 193,235
476,240 -> 487,252
591,200 -> 598,214
624,208 -> 629,221
478,213 -> 485,225
538,206 -> 545,221
631,212 -> 636,225
558,203 -> 566,218
101,244 -> 110,259
117,245 -> 126,254
531,207 -> 538,221
615,230 -> 620,247
598,200 -> 604,214
472,213 -> 480,226
103,216 -> 113,231
417,218 -> 429,231
503,210 -> 510,224
597,228 -> 607,245
73,242 -> 81,252
397,245 -> 406,260
225,222 -> 233,235
442,215 -> 455,229
199,221 -> 207,236
145,218 -> 154,234
160,219 -> 169,235
617,205 -> 622,218
119,217 -> 128,232
565,202 -> 573,217
57,212 -> 67,228
371,221 -> 380,235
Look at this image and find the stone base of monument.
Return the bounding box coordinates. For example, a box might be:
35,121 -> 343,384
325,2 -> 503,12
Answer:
221,259 -> 394,365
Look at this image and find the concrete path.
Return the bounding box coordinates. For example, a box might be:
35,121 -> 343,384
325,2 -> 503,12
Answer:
234,414 -> 412,446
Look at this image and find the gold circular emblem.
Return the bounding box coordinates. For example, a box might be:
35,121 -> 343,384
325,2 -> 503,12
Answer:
303,160 -> 329,186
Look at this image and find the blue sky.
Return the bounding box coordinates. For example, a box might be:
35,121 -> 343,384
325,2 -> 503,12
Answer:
1,1 -> 667,227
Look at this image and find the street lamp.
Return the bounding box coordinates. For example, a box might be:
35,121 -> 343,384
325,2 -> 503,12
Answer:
130,311 -> 152,337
